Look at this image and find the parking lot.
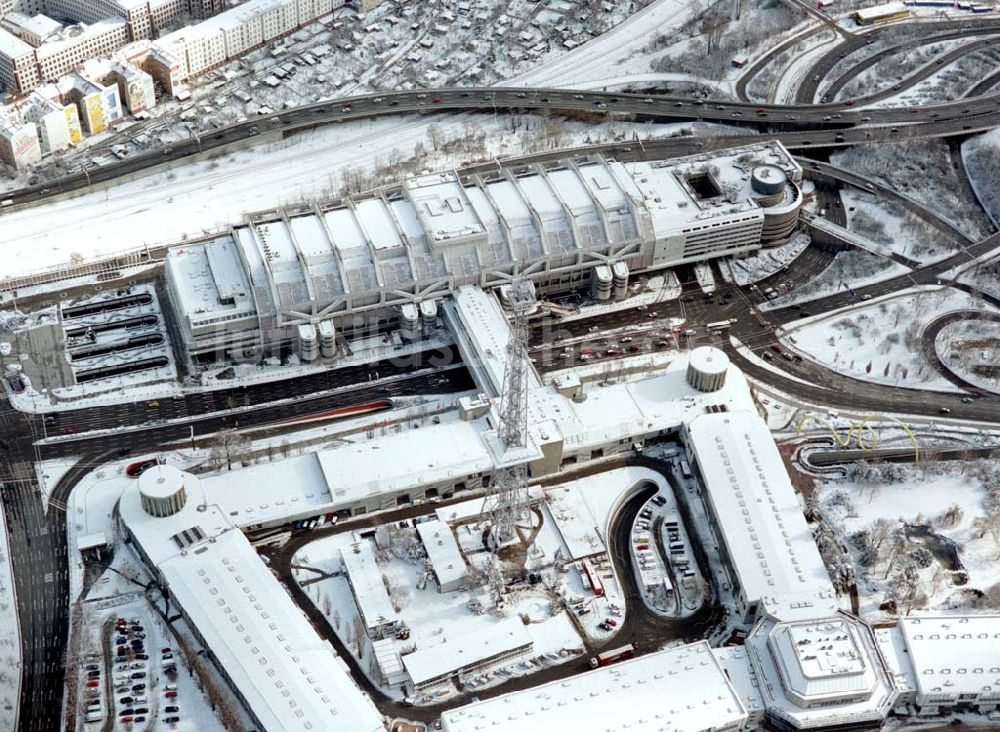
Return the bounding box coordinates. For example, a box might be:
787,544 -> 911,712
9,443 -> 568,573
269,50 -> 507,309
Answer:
59,284 -> 176,394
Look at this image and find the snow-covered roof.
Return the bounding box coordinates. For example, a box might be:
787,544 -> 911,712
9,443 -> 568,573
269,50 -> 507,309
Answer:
441,641 -> 747,732
35,20 -> 127,61
712,646 -> 766,717
767,618 -> 878,699
855,1 -> 907,20
168,145 -> 797,335
341,540 -> 398,631
414,520 -> 467,589
118,473 -> 384,732
898,615 -> 1000,700
402,617 -> 532,688
165,236 -> 258,329
873,625 -> 918,698
0,27 -> 33,57
4,12 -> 62,41
445,285 -> 541,397
746,615 -> 898,725
686,410 -> 835,618
316,419 -> 496,500
76,531 -> 108,550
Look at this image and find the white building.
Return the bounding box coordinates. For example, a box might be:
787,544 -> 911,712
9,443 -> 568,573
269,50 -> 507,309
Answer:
20,90 -> 81,151
340,539 -> 399,637
0,27 -> 39,93
117,469 -> 385,732
164,142 -> 804,363
683,410 -> 837,623
153,0 -> 341,79
34,19 -> 129,81
414,519 -> 468,592
402,617 -> 532,692
744,614 -> 898,729
898,615 -> 1000,714
441,640 -> 747,732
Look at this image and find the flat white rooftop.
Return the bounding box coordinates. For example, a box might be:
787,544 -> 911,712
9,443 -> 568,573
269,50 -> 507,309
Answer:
402,616 -> 531,688
119,473 -> 384,732
414,519 -> 468,590
686,410 -> 835,620
441,640 -> 747,732
341,539 -> 398,631
899,615 -> 1000,700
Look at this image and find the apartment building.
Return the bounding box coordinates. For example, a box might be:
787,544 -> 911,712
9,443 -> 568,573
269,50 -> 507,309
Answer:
0,113 -> 40,166
20,89 -> 81,151
62,69 -> 121,133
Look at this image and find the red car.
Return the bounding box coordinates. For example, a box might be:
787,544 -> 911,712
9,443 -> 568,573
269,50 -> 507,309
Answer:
85,680 -> 99,688
432,97 -> 442,103
161,647 -> 171,654
164,691 -> 177,698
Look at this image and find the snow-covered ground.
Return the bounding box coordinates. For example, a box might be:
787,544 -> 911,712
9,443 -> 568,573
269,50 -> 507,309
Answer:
832,142 -> 994,241
74,594 -> 228,732
780,286 -> 996,392
816,459 -> 1000,619
839,187 -> 965,264
0,114 -> 719,280
0,503 -> 20,732
962,128 -> 1000,229
506,0 -> 717,89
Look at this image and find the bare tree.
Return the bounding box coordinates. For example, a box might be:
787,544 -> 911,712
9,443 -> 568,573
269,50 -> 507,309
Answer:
210,428 -> 249,471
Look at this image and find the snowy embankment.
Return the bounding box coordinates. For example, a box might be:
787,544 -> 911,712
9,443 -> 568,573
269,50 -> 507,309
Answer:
962,128 -> 1000,230
0,505 -> 21,731
780,286 -> 996,393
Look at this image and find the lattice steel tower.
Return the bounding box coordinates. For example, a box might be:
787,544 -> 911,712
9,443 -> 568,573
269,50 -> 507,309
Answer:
483,280 -> 535,551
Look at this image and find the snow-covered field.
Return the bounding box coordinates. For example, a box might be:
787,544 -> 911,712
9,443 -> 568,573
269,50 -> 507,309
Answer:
816,459 -> 1000,618
839,187 -> 967,263
781,286 -> 995,392
506,0 -> 719,89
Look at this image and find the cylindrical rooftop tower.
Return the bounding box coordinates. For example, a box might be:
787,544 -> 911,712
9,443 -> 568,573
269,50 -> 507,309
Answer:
751,164 -> 787,197
139,464 -> 188,517
686,346 -> 730,392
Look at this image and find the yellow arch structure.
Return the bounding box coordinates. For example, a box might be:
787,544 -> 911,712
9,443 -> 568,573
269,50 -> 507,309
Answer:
795,413 -> 920,462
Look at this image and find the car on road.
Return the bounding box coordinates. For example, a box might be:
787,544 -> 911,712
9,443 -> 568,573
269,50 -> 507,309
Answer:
939,407 -> 951,414
961,397 -> 975,404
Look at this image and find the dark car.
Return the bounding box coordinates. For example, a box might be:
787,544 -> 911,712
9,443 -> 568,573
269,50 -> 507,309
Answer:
165,705 -> 179,713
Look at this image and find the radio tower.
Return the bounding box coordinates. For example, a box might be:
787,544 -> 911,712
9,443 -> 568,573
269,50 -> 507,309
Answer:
482,280 -> 535,602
